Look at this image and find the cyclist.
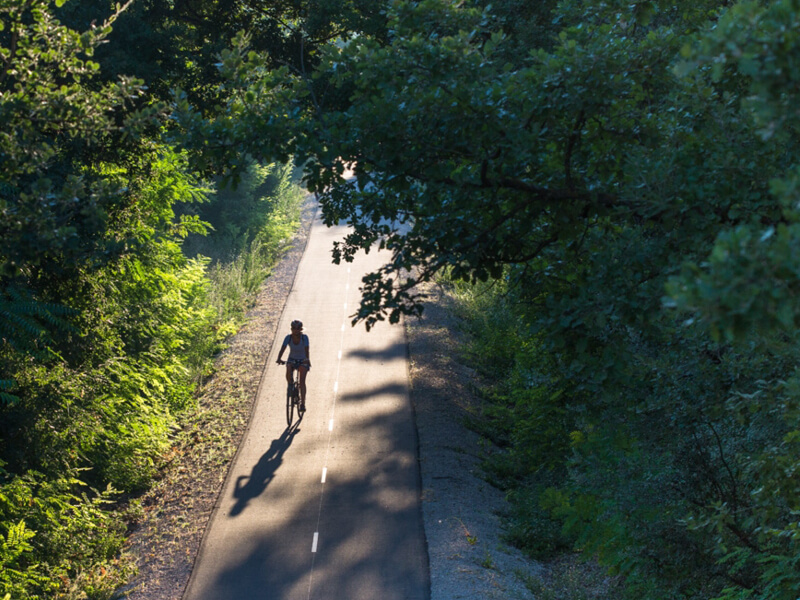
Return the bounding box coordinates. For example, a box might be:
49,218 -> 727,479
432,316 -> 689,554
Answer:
276,320 -> 311,410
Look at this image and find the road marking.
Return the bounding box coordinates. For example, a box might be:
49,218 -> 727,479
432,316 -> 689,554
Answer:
309,247 -> 352,598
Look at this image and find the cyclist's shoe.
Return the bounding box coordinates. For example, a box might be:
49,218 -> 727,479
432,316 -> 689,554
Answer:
300,401 -> 306,413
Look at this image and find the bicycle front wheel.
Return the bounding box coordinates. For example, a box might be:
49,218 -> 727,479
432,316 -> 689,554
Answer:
286,388 -> 294,426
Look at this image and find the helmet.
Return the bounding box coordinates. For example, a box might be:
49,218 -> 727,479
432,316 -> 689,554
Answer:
291,320 -> 303,330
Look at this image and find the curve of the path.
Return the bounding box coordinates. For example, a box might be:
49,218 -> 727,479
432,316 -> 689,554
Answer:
183,214 -> 430,600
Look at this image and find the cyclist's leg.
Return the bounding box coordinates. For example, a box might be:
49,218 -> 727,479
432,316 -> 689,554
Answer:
285,364 -> 294,393
298,365 -> 308,405
286,362 -> 294,385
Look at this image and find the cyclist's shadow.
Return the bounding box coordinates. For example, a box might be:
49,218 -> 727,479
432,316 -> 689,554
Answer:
229,422 -> 300,517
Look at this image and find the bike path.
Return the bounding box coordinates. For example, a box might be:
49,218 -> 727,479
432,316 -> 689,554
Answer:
183,213 -> 430,600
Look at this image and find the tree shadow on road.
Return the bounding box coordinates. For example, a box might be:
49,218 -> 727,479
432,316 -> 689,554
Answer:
230,422 -> 301,517
201,399 -> 430,600
346,343 -> 406,363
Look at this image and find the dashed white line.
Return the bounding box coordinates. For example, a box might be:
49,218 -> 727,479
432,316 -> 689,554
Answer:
308,256 -> 351,596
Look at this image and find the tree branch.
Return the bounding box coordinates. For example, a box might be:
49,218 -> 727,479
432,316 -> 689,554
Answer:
565,109 -> 586,189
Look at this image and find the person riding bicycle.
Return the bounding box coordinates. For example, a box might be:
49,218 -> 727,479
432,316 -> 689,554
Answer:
276,320 -> 311,410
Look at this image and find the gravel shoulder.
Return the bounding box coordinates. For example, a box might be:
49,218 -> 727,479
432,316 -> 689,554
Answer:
120,199 -> 542,599
407,281 -> 542,599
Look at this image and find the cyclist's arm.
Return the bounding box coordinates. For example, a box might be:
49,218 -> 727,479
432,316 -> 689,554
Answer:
276,343 -> 287,363
305,340 -> 311,367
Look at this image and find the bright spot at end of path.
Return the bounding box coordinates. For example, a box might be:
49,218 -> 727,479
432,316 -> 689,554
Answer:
312,532 -> 319,553
321,467 -> 327,483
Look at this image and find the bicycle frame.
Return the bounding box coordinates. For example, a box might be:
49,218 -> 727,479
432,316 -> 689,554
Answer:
285,359 -> 306,426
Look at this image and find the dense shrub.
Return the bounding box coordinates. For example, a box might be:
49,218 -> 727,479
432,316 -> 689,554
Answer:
0,464 -> 131,599
0,145 -> 302,598
449,262 -> 800,599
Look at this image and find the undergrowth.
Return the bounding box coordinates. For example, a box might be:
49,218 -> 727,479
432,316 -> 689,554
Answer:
442,273 -> 620,599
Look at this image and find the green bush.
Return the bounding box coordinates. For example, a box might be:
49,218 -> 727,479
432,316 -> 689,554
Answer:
0,464 -> 131,599
0,148 -> 306,596
502,483 -> 572,560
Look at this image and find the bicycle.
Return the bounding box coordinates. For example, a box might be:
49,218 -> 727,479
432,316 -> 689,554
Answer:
279,358 -> 307,426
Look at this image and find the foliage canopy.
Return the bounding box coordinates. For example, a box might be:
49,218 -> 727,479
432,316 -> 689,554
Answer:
4,0 -> 800,596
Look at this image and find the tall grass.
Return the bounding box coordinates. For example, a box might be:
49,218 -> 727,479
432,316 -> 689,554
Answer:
184,161 -> 304,382
442,275 -> 618,599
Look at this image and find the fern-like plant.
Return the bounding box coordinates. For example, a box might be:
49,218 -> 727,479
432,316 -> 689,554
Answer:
0,286 -> 77,405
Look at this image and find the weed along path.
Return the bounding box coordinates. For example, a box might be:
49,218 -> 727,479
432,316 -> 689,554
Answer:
182,213 -> 430,600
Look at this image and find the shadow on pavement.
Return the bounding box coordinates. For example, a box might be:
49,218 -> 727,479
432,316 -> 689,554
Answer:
200,385 -> 429,600
346,342 -> 406,363
229,423 -> 301,517
338,382 -> 408,403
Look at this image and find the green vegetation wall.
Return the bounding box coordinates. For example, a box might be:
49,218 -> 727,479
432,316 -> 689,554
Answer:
0,1 -> 303,597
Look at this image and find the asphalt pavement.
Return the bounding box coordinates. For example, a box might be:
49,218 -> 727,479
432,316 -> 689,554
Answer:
182,215 -> 430,600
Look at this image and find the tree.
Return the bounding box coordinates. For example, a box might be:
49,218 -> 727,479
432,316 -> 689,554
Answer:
0,0 -> 148,283
1,0 -> 142,403
0,2 -> 220,596
55,0 -> 389,118
292,0 -> 765,328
